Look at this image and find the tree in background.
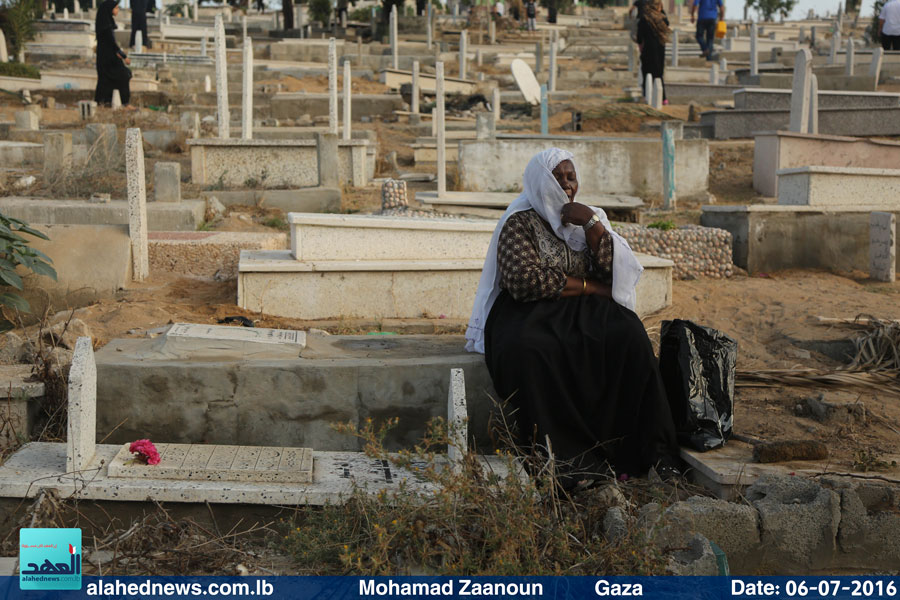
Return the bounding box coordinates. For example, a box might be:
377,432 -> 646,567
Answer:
744,0 -> 797,21
309,0 -> 330,24
0,0 -> 40,61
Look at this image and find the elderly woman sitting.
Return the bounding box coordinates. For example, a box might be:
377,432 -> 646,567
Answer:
466,148 -> 680,486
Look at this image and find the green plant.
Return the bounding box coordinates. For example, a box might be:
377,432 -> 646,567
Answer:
309,0 -> 331,24
744,0 -> 797,22
196,220 -> 215,231
0,61 -> 39,79
0,213 -> 57,317
164,1 -> 192,17
0,0 -> 40,60
262,217 -> 288,230
647,219 -> 676,231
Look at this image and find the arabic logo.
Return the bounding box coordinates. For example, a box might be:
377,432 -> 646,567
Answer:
19,528 -> 82,590
21,543 -> 81,575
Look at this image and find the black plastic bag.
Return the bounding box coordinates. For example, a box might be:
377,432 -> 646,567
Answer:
659,319 -> 738,452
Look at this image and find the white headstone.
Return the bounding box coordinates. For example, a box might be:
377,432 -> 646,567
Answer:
845,38 -> 854,76
808,74 -> 819,134
645,73 -> 653,104
870,212 -> 896,283
446,368 -> 467,470
829,29 -> 840,65
328,37 -> 338,135
214,14 -> 230,138
0,28 -> 8,63
750,22 -> 758,77
426,1 -> 433,49
492,86 -> 500,123
510,58 -> 541,106
476,48 -> 482,66
66,337 -> 96,473
436,61 -> 446,194
459,30 -> 467,79
710,63 -> 719,84
719,57 -> 727,73
135,29 -> 143,53
242,38 -> 253,139
789,49 -> 812,134
390,6 -> 398,70
204,74 -> 211,93
242,15 -> 247,40
651,77 -> 663,109
548,40 -> 557,92
111,88 -> 122,110
63,7 -> 68,19
870,47 -> 884,86
489,18 -> 496,45
411,60 -> 420,114
672,33 -> 679,67
193,0 -> 198,22
342,60 -> 351,141
125,128 -> 149,281
201,30 -> 208,56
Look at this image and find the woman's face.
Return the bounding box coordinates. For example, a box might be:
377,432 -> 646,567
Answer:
552,159 -> 578,202
112,5 -> 119,15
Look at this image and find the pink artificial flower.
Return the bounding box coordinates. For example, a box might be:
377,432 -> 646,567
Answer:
128,439 -> 161,465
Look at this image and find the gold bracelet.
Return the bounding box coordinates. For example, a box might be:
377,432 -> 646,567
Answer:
582,278 -> 587,295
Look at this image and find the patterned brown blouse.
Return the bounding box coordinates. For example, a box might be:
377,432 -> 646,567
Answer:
497,209 -> 614,303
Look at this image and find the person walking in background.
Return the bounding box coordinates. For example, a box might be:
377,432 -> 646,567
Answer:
95,0 -> 133,106
129,0 -> 151,49
880,0 -> 900,50
525,0 -> 536,31
637,0 -> 670,105
690,0 -> 723,61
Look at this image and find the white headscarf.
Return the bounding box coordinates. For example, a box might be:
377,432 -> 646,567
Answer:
465,147 -> 645,354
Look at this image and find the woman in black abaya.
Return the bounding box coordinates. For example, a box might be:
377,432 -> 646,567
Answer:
95,0 -> 132,106
465,148 -> 680,485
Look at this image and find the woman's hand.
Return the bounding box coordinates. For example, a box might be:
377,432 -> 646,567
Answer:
124,57 -> 131,65
560,202 -> 595,227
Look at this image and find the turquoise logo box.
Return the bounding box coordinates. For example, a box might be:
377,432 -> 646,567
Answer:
19,528 -> 82,590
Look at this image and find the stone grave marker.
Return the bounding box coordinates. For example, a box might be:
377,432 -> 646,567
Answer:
492,87 -> 500,123
845,38 -> 854,76
43,132 -> 72,181
750,22 -> 758,76
510,58 -> 540,106
111,89 -> 122,110
343,60 -> 352,140
66,337 -> 96,473
125,128 -> 149,281
459,30 -> 467,79
328,38 -> 338,136
870,212 -> 896,283
447,368 -> 467,470
214,14 -> 230,139
0,29 -> 7,63
154,162 -> 181,203
870,47 -> 884,84
242,38 -> 253,139
14,110 -> 38,131
789,49 -> 812,134
135,29 -> 143,53
436,61 -> 446,194
411,60 -> 420,114
808,74 -> 819,134
549,39 -> 557,92
78,100 -> 96,120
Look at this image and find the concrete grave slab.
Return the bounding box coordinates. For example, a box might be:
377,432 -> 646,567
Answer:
66,337 -> 96,473
778,166 -> 900,208
107,443 -> 313,483
753,131 -> 900,197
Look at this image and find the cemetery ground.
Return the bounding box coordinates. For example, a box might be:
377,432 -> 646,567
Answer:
2,3 -> 900,576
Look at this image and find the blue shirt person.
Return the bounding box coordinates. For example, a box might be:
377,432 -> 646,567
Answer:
691,0 -> 724,60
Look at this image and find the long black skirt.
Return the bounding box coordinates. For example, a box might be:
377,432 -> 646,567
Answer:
485,290 -> 678,477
